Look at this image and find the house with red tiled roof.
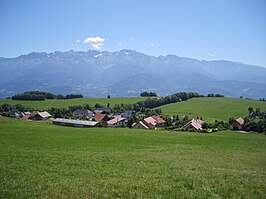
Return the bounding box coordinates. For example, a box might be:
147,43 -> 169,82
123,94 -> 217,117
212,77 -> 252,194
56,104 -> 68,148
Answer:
94,113 -> 110,122
182,119 -> 204,131
229,117 -> 244,130
142,115 -> 166,129
22,114 -> 31,120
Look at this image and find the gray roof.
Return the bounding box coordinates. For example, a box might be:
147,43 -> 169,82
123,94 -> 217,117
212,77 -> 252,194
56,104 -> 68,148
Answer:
73,109 -> 93,116
11,112 -> 21,116
122,110 -> 134,117
53,118 -> 98,126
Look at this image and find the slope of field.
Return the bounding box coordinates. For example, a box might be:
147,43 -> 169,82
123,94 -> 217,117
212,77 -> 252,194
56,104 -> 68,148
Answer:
0,97 -> 145,110
159,97 -> 266,122
0,117 -> 265,198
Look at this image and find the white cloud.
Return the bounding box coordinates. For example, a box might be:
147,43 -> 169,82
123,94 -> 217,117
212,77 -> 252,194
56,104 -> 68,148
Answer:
76,40 -> 80,43
150,43 -> 155,47
84,36 -> 105,49
207,52 -> 214,57
130,37 -> 134,41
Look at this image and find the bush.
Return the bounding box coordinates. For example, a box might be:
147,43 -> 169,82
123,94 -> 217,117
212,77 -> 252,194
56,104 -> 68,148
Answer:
201,129 -> 209,133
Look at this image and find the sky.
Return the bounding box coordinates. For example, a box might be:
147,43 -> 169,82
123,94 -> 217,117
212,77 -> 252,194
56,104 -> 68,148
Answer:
0,0 -> 266,66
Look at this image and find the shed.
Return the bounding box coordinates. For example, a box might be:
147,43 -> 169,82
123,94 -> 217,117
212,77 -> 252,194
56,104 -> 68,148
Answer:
229,117 -> 244,130
32,111 -> 51,120
53,118 -> 99,128
132,121 -> 150,130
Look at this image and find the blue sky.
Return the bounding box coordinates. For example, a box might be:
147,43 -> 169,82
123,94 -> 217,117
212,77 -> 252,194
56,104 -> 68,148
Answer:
0,0 -> 265,66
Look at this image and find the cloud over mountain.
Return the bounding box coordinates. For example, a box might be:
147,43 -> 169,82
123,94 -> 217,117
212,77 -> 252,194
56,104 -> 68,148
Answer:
84,37 -> 105,49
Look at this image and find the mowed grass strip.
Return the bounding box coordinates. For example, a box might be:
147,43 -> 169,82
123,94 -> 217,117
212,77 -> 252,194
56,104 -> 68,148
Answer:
0,117 -> 265,198
159,97 -> 266,122
0,97 -> 146,110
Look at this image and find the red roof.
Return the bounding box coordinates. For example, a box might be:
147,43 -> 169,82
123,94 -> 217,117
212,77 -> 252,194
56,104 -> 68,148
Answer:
143,117 -> 157,126
151,116 -> 166,124
22,114 -> 30,120
95,113 -> 107,121
143,115 -> 166,126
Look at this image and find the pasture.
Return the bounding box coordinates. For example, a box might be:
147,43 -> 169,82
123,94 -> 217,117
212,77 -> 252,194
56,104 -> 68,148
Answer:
0,117 -> 265,198
0,97 -> 145,110
159,97 -> 266,122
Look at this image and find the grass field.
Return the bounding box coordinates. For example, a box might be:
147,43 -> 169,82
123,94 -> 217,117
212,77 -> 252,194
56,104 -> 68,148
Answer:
0,97 -> 145,110
159,97 -> 266,122
0,117 -> 265,198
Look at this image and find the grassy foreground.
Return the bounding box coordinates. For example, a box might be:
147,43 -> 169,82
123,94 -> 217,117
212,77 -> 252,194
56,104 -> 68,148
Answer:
0,117 -> 265,198
159,97 -> 266,122
0,97 -> 145,110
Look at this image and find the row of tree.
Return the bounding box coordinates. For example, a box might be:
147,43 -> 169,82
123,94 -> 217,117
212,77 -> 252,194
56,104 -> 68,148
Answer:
135,92 -> 203,110
140,92 -> 158,97
11,91 -> 83,101
207,93 -> 224,97
140,92 -> 224,98
0,103 -> 33,113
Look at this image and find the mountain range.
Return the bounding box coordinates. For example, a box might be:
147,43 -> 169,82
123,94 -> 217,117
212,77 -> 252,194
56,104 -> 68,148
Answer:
0,49 -> 266,99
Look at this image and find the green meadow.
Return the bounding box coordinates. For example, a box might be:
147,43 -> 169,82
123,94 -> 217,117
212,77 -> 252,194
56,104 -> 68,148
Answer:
0,117 -> 265,198
159,97 -> 266,122
0,97 -> 145,110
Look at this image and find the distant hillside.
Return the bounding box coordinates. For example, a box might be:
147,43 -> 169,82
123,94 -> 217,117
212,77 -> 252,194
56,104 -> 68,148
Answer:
158,97 -> 266,122
0,97 -> 145,110
0,49 -> 266,99
1,96 -> 266,122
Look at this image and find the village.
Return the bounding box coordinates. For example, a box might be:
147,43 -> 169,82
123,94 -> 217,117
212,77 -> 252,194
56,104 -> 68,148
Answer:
7,106 -> 251,132
1,91 -> 265,133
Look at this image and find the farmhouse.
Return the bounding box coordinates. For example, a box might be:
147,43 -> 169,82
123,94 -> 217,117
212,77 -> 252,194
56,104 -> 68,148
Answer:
143,115 -> 166,129
94,113 -> 110,122
72,109 -> 93,119
107,117 -> 127,127
132,121 -> 150,130
29,111 -> 40,119
53,118 -> 99,128
31,111 -> 51,120
182,119 -> 204,131
229,117 -> 244,130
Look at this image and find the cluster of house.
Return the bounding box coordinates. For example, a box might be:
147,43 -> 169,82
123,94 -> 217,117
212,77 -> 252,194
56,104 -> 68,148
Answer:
53,108 -> 135,128
9,108 -> 246,132
10,111 -> 51,120
180,117 -> 245,131
53,108 -> 171,129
